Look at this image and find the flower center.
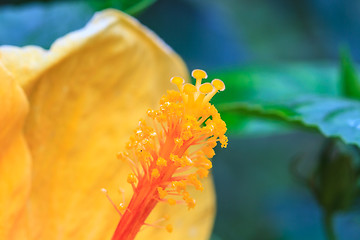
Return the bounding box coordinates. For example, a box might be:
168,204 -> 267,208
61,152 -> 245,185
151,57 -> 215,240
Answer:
109,69 -> 227,240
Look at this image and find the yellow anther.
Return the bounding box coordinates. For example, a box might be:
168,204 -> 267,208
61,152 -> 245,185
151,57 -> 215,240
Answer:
174,138 -> 183,146
212,79 -> 225,91
157,187 -> 168,199
199,83 -> 214,94
170,76 -> 185,86
173,155 -> 192,167
196,168 -> 209,178
201,159 -> 213,169
183,83 -> 197,94
192,69 -> 208,80
220,136 -> 228,148
182,191 -> 190,200
147,109 -> 156,118
192,69 -> 208,88
202,78 -> 225,103
127,173 -> 137,184
168,198 -> 177,206
187,174 -> 203,191
172,181 -> 187,192
156,157 -> 167,167
203,147 -> 215,158
185,197 -> 196,210
151,168 -> 160,179
181,130 -> 193,141
170,154 -> 180,164
166,224 -> 173,233
207,140 -> 217,148
119,202 -> 126,211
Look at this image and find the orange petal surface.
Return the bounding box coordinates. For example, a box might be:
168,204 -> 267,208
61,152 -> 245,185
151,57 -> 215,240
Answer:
0,63 -> 31,240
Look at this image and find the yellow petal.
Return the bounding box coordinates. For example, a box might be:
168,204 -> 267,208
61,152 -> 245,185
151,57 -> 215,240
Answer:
1,10 -> 214,240
0,63 -> 31,239
0,46 -> 46,91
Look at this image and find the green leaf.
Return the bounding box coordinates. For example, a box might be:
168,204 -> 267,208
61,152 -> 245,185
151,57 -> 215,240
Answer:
219,111 -> 292,136
211,64 -> 339,103
340,48 -> 360,99
218,95 -> 360,147
211,64 -> 360,147
88,0 -> 156,15
210,64 -> 340,135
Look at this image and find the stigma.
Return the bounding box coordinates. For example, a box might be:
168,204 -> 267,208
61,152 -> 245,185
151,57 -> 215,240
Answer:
170,69 -> 225,116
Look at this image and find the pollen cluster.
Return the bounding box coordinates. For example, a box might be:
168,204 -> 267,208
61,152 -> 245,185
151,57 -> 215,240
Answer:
112,69 -> 227,239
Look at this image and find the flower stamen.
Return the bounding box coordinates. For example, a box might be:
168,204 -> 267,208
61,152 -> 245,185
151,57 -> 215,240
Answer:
101,188 -> 123,216
110,70 -> 227,240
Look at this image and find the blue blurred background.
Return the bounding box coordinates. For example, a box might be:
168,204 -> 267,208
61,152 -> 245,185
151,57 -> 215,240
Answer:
2,0 -> 360,69
1,0 -> 360,239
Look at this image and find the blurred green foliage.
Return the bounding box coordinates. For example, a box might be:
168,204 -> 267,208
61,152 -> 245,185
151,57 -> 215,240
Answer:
88,0 -> 156,15
340,49 -> 360,100
210,64 -> 339,135
212,58 -> 360,147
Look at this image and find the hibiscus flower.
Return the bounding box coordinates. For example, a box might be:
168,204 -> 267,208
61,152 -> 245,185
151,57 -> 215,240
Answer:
0,9 -> 216,240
